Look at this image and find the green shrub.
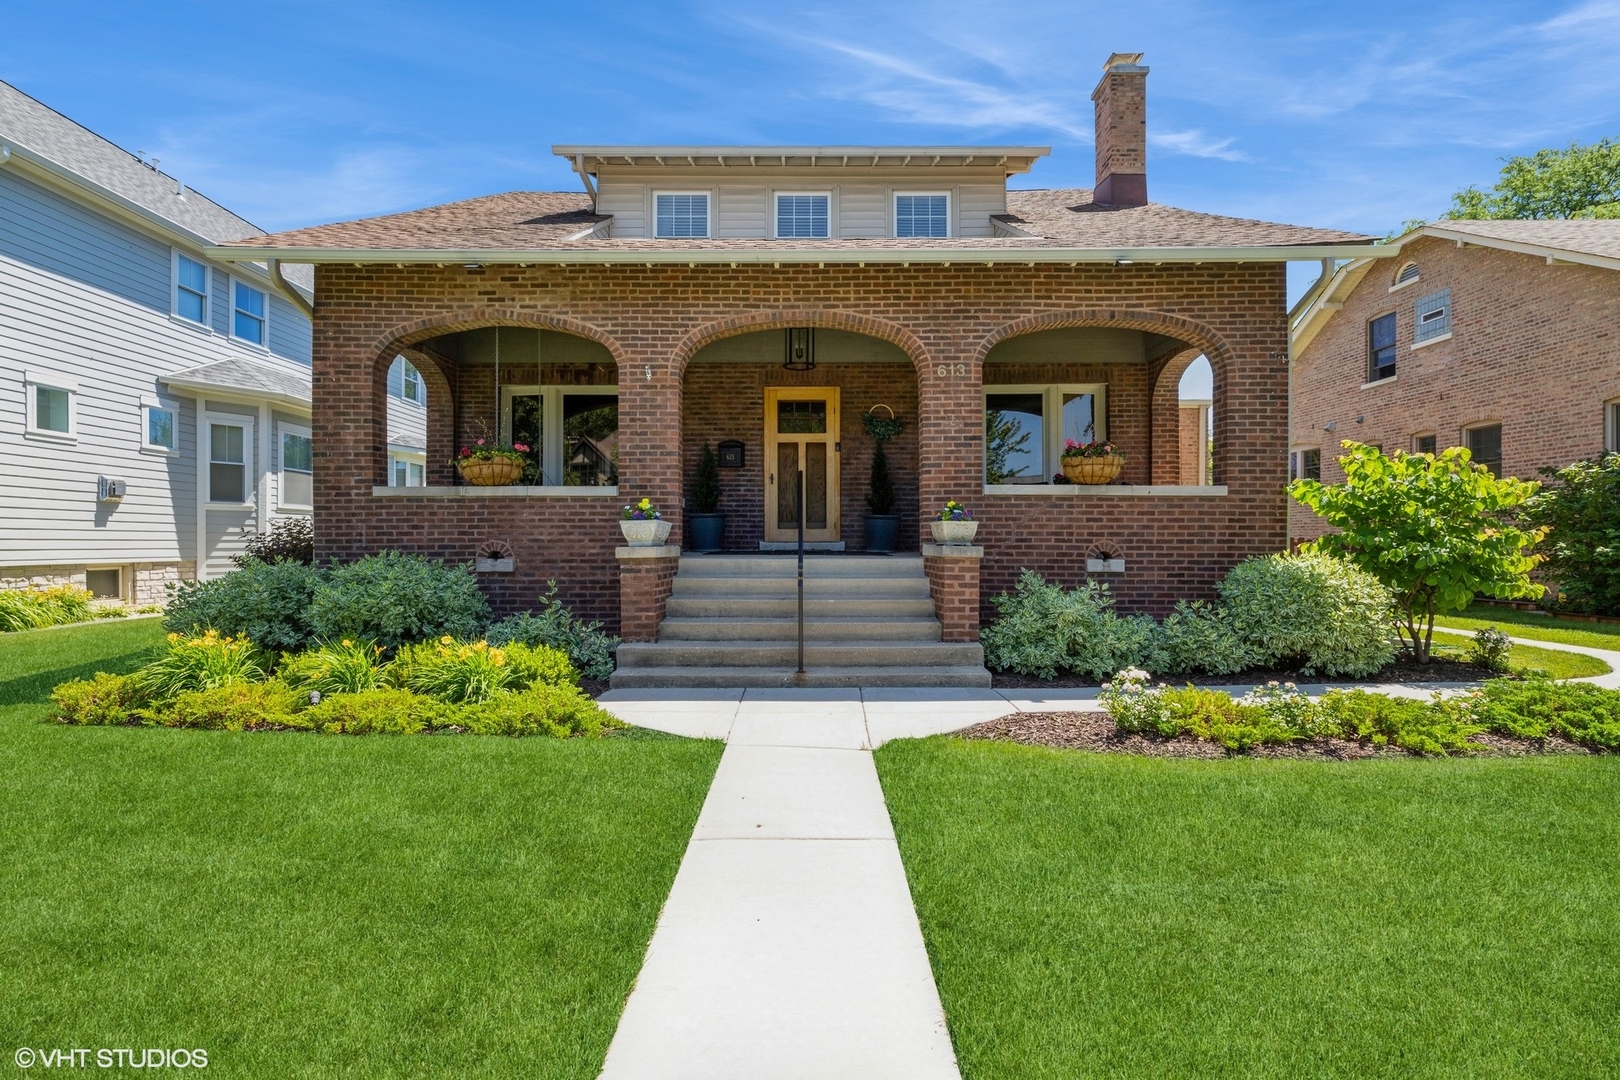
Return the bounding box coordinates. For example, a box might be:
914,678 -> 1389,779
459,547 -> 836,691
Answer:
154,682 -> 302,731
0,584 -> 95,632
137,630 -> 267,700
1151,600 -> 1253,675
51,672 -> 151,725
1468,627 -> 1514,673
301,688 -> 450,735
499,641 -> 579,690
1101,670 -> 1300,751
396,638 -> 516,704
486,582 -> 619,680
308,553 -> 489,649
455,683 -> 621,738
981,572 -> 1156,680
1476,678 -> 1620,749
1218,552 -> 1397,677
236,515 -> 314,567
164,560 -> 321,652
91,605 -> 129,620
1317,689 -> 1484,755
1524,454 -> 1620,616
278,639 -> 389,695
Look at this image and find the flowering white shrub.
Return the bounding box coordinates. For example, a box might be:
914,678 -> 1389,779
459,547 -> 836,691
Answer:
1468,627 -> 1514,673
1235,680 -> 1329,737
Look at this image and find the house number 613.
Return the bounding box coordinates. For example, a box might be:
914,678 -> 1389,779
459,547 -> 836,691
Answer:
935,363 -> 967,377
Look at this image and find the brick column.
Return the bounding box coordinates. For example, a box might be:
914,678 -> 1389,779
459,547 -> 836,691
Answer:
617,545 -> 681,643
915,352 -> 983,524
922,543 -> 982,641
617,353 -> 685,538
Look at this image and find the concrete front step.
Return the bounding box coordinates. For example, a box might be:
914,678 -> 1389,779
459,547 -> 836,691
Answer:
618,639 -> 983,668
672,575 -> 934,598
608,664 -> 994,689
658,616 -> 941,642
678,554 -> 925,579
665,596 -> 939,619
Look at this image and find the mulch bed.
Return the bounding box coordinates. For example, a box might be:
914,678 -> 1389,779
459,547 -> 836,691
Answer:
990,657 -> 1494,690
958,711 -> 1593,760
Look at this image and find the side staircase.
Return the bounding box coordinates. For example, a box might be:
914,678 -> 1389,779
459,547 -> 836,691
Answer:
611,554 -> 992,688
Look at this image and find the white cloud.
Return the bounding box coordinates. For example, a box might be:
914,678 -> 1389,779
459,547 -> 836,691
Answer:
1151,129 -> 1247,162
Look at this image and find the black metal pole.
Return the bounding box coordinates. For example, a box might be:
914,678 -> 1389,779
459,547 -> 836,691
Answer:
796,468 -> 805,676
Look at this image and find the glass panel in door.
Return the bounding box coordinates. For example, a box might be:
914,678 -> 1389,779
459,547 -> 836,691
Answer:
776,442 -> 800,529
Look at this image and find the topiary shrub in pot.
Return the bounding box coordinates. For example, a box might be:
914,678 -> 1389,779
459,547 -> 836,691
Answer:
688,444 -> 725,552
864,443 -> 899,552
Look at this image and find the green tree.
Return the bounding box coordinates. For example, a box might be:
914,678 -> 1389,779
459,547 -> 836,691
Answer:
985,409 -> 1032,485
1524,454 -> 1620,616
865,442 -> 895,515
1289,442 -> 1546,662
692,444 -> 721,514
1447,137 -> 1620,220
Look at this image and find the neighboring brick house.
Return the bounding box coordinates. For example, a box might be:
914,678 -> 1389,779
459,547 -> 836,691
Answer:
1289,220 -> 1620,543
206,52 -> 1377,672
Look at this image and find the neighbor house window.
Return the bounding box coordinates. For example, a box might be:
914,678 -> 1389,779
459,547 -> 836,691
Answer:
984,384 -> 1106,485
1608,399 -> 1620,453
145,404 -> 177,451
654,193 -> 709,238
232,281 -> 266,345
1290,448 -> 1321,482
1367,312 -> 1397,382
391,456 -> 425,487
208,420 -> 250,503
1412,433 -> 1437,456
776,193 -> 830,238
24,373 -> 75,438
279,426 -> 313,509
895,193 -> 949,238
1413,288 -> 1451,345
503,387 -> 619,486
1466,424 -> 1502,477
175,254 -> 209,323
401,361 -> 421,403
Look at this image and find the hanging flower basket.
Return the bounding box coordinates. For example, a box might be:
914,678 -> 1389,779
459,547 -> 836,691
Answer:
1060,440 -> 1125,485
456,458 -> 524,486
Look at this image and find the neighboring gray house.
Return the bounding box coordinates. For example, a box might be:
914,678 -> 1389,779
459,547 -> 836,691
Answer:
0,80 -> 314,602
386,356 -> 428,487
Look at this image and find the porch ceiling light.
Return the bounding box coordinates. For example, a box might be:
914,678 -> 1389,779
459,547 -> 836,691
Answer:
783,327 -> 817,371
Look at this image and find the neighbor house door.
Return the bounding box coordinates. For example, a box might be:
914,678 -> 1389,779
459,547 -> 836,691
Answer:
764,387 -> 840,543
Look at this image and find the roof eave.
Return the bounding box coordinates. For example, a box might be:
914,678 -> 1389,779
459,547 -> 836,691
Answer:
1417,224 -> 1620,272
159,374 -> 312,413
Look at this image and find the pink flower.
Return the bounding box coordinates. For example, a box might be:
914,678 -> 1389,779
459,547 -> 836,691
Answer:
513,442 -> 530,452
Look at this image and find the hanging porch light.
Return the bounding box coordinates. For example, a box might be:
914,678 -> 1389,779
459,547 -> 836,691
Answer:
782,327 -> 816,371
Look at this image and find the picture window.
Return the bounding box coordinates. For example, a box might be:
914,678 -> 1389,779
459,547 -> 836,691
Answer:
984,384 -> 1106,485
25,375 -> 75,438
654,193 -> 709,238
145,405 -> 177,450
503,387 -> 619,486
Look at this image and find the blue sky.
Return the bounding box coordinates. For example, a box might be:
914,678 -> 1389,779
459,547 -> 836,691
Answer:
5,0 -> 1618,394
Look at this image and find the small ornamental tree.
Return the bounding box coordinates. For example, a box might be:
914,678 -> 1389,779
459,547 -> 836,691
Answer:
866,443 -> 895,515
1289,442 -> 1546,662
693,444 -> 721,514
1524,453 -> 1620,615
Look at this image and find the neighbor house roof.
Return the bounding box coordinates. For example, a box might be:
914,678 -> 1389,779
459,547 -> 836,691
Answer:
161,357 -> 312,412
554,145 -> 1050,174
208,187 -> 1380,265
1289,218 -> 1620,354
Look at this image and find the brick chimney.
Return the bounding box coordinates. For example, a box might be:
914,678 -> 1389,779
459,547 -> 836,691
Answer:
1091,52 -> 1149,207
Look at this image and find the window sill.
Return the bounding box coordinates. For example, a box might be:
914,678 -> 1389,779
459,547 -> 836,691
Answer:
24,429 -> 77,444
371,485 -> 621,498
982,484 -> 1228,497
140,445 -> 180,457
276,505 -> 313,514
168,313 -> 215,335
1361,375 -> 1397,390
206,502 -> 256,511
1411,332 -> 1452,351
1387,277 -> 1420,293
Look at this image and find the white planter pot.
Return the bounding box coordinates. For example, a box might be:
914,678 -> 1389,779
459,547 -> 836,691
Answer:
930,519 -> 979,545
620,518 -> 673,547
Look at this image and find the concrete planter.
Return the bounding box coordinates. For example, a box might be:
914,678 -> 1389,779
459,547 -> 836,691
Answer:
930,519 -> 978,545
620,518 -> 673,547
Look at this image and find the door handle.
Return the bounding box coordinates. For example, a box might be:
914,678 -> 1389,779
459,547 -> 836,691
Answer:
769,473 -> 774,485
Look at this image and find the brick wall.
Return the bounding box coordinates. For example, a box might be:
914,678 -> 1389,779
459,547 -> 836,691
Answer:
1292,237 -> 1620,542
923,555 -> 981,640
312,260 -> 1289,623
618,554 -> 680,643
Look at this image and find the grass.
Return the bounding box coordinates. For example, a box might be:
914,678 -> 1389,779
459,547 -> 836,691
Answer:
0,619 -> 721,1078
1427,630 -> 1611,679
1435,603 -> 1620,652
876,737 -> 1620,1079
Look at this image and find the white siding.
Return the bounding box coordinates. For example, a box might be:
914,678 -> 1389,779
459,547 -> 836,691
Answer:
596,181 -> 644,237
837,184 -> 887,238
717,186 -> 767,238
956,182 -> 1008,238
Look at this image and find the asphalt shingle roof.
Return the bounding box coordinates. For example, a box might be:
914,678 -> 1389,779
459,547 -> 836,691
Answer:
1429,218 -> 1620,262
162,357 -> 312,406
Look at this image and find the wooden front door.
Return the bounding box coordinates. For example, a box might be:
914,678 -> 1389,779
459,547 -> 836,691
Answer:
764,387 -> 840,543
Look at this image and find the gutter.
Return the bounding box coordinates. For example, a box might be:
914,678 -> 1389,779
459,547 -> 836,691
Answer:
204,243 -> 1395,265
571,154 -> 598,212
267,258 -> 315,318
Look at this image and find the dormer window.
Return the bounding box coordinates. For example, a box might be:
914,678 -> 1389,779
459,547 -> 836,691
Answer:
776,193 -> 830,238
655,192 -> 709,238
895,193 -> 950,238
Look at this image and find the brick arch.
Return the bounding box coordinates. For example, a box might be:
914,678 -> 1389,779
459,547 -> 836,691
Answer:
388,346 -> 458,486
970,308 -> 1237,384
1149,346 -> 1207,485
369,308 -> 629,369
673,308 -> 931,376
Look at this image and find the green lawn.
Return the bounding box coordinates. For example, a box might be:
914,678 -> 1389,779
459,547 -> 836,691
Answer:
1427,630 -> 1611,679
1436,603 -> 1620,652
0,619 -> 721,1078
877,737 -> 1620,1079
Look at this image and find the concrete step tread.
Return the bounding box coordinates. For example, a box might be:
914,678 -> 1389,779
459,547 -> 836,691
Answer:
609,664 -> 993,689
618,640 -> 984,668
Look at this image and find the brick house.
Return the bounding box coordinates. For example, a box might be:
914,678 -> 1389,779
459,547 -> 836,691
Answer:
1289,219 -> 1620,544
208,53 -> 1376,685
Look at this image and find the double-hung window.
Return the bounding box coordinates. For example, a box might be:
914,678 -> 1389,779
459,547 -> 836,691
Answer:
175,254 -> 209,324
1466,424 -> 1502,477
983,384 -> 1106,485
1367,312 -> 1397,382
1412,433 -> 1437,456
144,403 -> 177,452
894,193 -> 949,238
1608,399 -> 1620,453
24,372 -> 75,439
503,386 -> 619,486
776,193 -> 830,238
1413,288 -> 1451,345
401,361 -> 421,403
232,281 -> 267,345
1290,448 -> 1321,482
279,426 -> 313,509
208,419 -> 251,504
655,193 -> 709,238
391,456 -> 425,487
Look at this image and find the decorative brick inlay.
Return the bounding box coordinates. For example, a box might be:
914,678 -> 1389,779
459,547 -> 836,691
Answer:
618,551 -> 680,643
923,550 -> 982,641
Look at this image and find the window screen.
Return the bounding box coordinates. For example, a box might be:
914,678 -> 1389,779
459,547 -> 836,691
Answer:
895,194 -> 949,237
85,568 -> 121,599
1466,424 -> 1502,477
777,194 -> 829,238
1367,313 -> 1397,382
655,193 -> 708,238
1414,288 -> 1451,343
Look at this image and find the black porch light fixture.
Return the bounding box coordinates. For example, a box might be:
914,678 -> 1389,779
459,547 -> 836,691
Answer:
783,327 -> 816,371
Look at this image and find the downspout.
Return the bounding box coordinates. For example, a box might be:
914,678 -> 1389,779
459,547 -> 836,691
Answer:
572,154 -> 598,212
266,258 -> 314,319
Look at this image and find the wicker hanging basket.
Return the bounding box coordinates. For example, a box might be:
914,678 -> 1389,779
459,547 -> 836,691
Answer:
1061,454 -> 1125,485
457,458 -> 524,487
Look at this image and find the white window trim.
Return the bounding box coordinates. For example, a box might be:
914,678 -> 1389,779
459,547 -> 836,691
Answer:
228,276 -> 270,349
400,360 -> 423,404
1388,263 -> 1421,292
983,383 -> 1108,486
1606,398 -> 1620,454
1290,446 -> 1323,482
389,453 -> 427,488
652,190 -> 711,239
893,191 -> 952,238
1411,432 -> 1439,454
24,370 -> 78,441
500,385 -> 618,486
774,191 -> 833,239
172,249 -> 211,327
277,423 -> 314,511
1410,331 -> 1452,351
141,397 -> 180,455
206,414 -> 255,507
